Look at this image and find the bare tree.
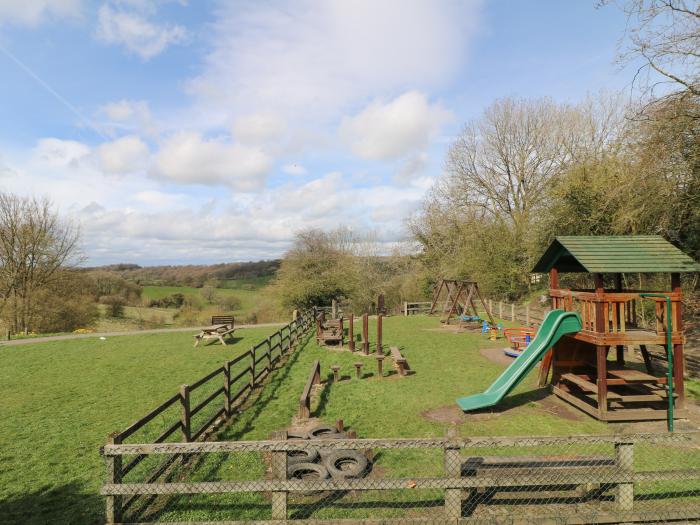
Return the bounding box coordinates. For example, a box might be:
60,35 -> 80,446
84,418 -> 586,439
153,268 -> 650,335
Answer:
607,0 -> 700,114
0,193 -> 82,333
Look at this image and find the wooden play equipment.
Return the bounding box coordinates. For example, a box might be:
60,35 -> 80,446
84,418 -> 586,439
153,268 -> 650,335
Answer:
389,346 -> 410,376
429,279 -> 494,325
316,313 -> 344,346
503,327 -> 537,358
533,235 -> 700,423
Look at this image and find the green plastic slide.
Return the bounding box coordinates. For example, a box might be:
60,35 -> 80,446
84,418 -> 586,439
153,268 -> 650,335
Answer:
456,309 -> 582,412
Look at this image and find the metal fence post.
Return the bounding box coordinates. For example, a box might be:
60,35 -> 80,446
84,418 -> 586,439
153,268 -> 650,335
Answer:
444,428 -> 461,522
180,384 -> 191,442
271,430 -> 288,520
105,433 -> 122,524
615,441 -> 634,511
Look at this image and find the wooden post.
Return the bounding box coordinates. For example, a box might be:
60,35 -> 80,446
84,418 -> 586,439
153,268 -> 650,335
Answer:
292,309 -> 299,321
348,313 -> 355,351
376,355 -> 385,378
596,346 -> 608,419
331,299 -> 338,320
331,365 -> 340,382
444,428 -> 462,521
267,338 -> 272,373
498,301 -> 503,319
404,302 -> 408,316
550,267 -> 559,309
223,361 -> 231,418
354,362 -> 363,379
671,273 -> 686,409
615,442 -> 634,511
249,347 -> 256,390
271,431 -> 288,520
376,314 -> 383,355
105,433 -> 122,524
180,384 -> 191,442
362,313 -> 369,355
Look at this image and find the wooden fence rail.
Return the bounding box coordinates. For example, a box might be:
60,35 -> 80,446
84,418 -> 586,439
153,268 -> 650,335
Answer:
102,431 -> 700,524
105,310 -> 315,523
298,359 -> 321,418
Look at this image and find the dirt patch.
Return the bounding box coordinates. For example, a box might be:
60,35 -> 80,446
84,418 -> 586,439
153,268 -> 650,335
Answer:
479,346 -> 516,367
535,396 -> 584,422
421,405 -> 468,425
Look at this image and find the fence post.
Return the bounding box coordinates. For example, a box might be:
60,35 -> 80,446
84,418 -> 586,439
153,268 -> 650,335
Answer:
267,337 -> 272,373
362,313 -> 369,355
180,384 -> 191,442
223,361 -> 231,418
376,314 -> 383,355
615,441 -> 634,511
271,430 -> 288,519
332,299 -> 338,319
105,433 -> 122,524
404,302 -> 408,316
511,303 -> 515,322
444,428 -> 461,521
498,301 -> 503,319
249,347 -> 256,390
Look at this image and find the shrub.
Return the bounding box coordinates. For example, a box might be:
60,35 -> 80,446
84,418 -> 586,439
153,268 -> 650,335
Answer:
100,295 -> 127,317
218,295 -> 242,311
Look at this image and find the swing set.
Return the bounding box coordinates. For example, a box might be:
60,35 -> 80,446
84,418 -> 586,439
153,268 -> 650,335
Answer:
428,279 -> 494,326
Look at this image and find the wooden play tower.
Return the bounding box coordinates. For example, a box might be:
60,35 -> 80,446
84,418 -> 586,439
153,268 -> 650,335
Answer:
533,236 -> 700,422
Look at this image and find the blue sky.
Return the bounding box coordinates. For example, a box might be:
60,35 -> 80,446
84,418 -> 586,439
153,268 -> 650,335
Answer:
0,1 -> 635,265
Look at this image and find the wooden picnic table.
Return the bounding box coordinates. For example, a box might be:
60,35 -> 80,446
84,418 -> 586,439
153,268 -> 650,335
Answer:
193,317 -> 236,347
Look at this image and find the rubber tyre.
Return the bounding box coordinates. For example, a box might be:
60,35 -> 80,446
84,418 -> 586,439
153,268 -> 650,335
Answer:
323,450 -> 369,479
307,425 -> 347,439
286,447 -> 320,465
286,431 -> 309,440
287,462 -> 330,480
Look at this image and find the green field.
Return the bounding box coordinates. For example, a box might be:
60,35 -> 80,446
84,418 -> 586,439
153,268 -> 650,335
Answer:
2,314 -> 698,524
0,326 -> 280,525
141,277 -> 271,319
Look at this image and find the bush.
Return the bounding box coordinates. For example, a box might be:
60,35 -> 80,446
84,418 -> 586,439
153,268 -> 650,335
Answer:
218,295 -> 242,311
100,295 -> 127,317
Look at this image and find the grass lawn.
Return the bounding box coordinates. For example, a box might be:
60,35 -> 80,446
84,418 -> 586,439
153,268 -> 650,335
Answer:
0,326 -> 280,525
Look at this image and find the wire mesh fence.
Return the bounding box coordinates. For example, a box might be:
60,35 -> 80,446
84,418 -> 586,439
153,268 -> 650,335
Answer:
102,431 -> 700,524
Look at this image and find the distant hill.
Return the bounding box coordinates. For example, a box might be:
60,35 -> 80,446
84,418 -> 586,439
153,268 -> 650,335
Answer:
84,260 -> 280,288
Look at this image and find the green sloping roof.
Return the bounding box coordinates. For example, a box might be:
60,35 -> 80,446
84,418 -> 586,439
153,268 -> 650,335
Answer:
532,235 -> 700,274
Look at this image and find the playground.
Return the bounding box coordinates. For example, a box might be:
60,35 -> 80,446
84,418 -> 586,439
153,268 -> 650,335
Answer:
96,236 -> 700,524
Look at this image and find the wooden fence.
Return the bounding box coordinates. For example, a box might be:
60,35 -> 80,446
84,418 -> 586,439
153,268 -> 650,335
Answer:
298,359 -> 321,418
105,309 -> 315,522
101,431 -> 700,523
403,301 -> 432,315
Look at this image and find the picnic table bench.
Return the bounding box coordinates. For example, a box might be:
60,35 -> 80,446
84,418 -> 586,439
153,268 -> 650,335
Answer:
193,316 -> 236,347
389,346 -> 410,376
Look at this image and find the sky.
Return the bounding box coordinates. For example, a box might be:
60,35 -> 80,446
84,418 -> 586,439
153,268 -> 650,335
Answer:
0,0 -> 635,266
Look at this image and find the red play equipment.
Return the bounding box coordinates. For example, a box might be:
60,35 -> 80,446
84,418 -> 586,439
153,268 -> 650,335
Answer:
503,327 -> 536,358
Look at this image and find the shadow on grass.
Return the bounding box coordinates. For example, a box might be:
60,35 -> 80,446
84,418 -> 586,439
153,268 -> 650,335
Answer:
465,387 -> 552,415
0,482 -> 103,525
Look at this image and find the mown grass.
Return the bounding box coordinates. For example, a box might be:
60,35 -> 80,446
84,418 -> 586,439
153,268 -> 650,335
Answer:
0,326 -> 279,525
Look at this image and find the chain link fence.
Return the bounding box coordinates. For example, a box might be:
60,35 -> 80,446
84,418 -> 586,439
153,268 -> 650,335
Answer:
102,431 -> 700,524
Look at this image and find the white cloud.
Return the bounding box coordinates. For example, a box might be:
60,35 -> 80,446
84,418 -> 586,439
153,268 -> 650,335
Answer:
0,0 -> 82,26
282,163 -> 307,176
97,135 -> 149,174
33,138 -> 91,166
232,113 -> 287,146
340,91 -> 452,160
186,1 -> 481,129
96,2 -> 187,59
153,132 -> 271,190
97,99 -> 158,138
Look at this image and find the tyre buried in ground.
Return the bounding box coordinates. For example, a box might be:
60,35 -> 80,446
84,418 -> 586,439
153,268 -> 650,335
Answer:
323,450 -> 369,479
